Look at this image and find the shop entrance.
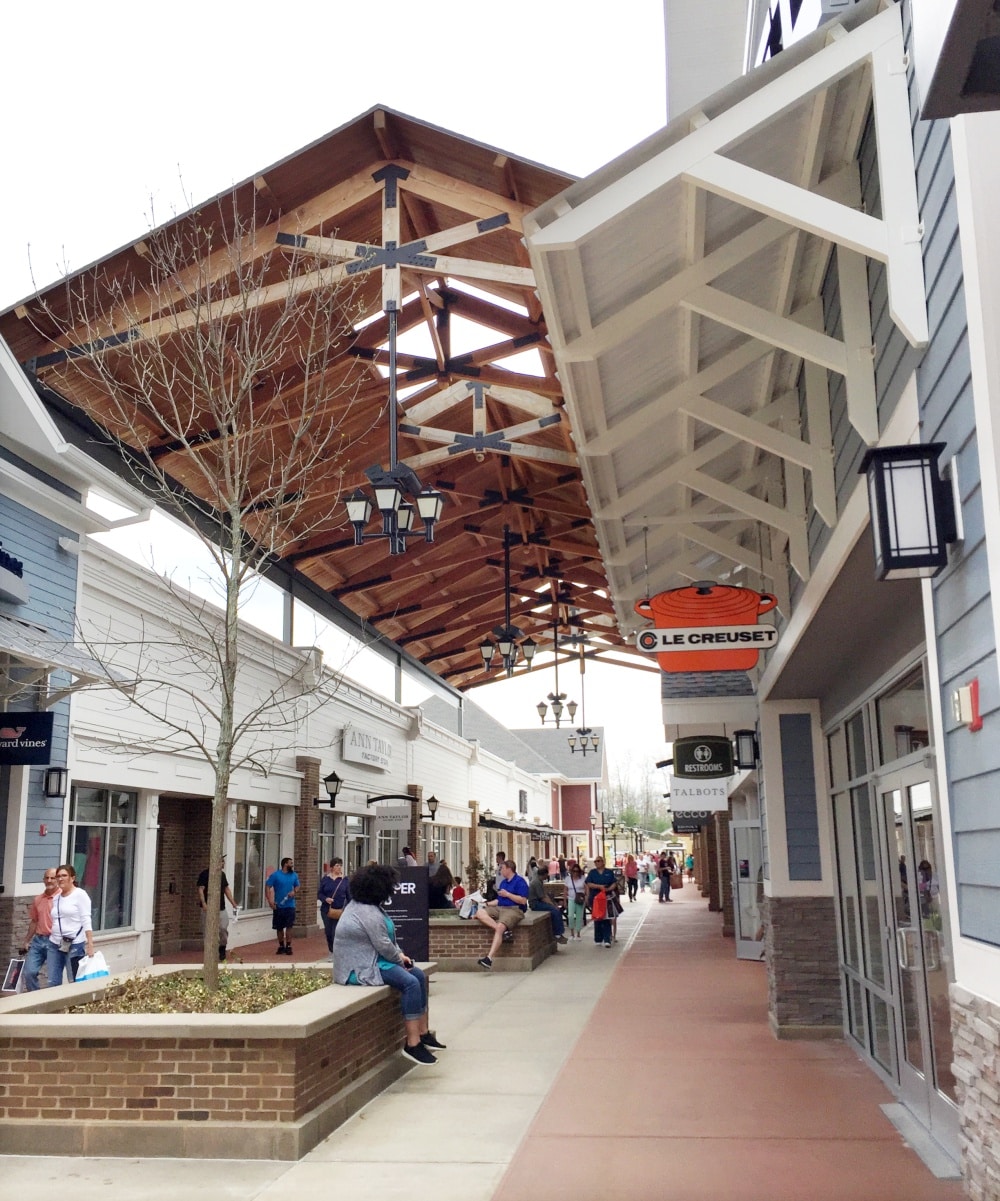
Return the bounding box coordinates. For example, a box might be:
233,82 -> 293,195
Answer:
729,819 -> 765,960
876,765 -> 957,1152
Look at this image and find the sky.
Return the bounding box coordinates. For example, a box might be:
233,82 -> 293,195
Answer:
1,1 -> 674,787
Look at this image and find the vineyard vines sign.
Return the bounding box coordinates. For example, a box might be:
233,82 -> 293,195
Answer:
342,724 -> 394,771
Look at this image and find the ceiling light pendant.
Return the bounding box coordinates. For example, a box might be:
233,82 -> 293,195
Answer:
344,308 -> 445,555
479,525 -> 536,678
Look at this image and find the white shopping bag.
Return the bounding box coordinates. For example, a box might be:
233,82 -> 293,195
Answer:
75,951 -> 110,982
459,890 -> 485,919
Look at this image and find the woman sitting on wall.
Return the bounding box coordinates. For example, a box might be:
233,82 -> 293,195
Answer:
333,863 -> 446,1065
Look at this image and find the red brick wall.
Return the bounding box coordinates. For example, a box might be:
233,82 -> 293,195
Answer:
152,800 -> 186,955
294,757 -> 320,935
429,911 -> 554,965
0,993 -> 404,1125
561,784 -> 593,829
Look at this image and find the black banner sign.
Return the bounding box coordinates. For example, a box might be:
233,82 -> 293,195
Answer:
383,865 -> 429,962
0,712 -> 55,765
672,810 -> 713,833
673,735 -> 734,779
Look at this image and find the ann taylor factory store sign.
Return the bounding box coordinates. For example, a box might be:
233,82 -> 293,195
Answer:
342,724 -> 395,772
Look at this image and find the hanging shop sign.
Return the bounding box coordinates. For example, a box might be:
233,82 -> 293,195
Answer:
669,777 -> 730,811
383,866 -> 429,962
0,712 -> 54,765
672,810 -> 712,833
635,583 -> 777,672
0,539 -> 28,605
374,804 -> 411,830
342,724 -> 394,772
673,735 -> 734,778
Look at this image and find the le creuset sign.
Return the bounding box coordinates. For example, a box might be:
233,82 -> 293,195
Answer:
635,583 -> 777,672
0,712 -> 55,765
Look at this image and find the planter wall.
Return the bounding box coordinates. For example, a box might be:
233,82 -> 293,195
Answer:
0,966 -> 417,1160
428,909 -> 556,971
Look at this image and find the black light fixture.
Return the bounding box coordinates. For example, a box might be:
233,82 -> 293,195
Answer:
43,766 -> 68,800
313,769 -> 343,808
481,808 -> 494,823
537,607 -> 578,727
479,525 -> 538,678
859,443 -> 958,580
421,795 -> 440,821
567,639 -> 599,756
344,304 -> 445,555
733,730 -> 759,771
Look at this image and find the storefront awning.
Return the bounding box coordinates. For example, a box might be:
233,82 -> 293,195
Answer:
0,612 -> 127,708
524,0 -> 926,706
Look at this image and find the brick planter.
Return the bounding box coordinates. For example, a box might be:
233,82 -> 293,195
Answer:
0,965 -> 422,1160
429,909 -> 556,971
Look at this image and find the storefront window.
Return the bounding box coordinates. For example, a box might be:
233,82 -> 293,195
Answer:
233,802 -> 282,910
846,710 -> 868,779
66,787 -> 137,931
318,810 -> 340,875
876,664 -> 929,764
376,825 -> 403,865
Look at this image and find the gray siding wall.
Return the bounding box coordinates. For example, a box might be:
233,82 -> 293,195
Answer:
779,712 -> 821,880
896,0 -> 1000,946
0,490 -> 77,883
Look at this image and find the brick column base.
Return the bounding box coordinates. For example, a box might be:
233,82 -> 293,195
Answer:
951,984 -> 1000,1201
764,894 -> 842,1039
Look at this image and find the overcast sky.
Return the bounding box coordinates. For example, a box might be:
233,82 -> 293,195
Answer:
2,0 -> 672,783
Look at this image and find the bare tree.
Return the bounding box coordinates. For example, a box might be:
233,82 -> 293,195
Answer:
31,194 -> 373,988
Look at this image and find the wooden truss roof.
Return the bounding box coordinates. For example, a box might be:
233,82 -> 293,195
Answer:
1,107 -> 645,690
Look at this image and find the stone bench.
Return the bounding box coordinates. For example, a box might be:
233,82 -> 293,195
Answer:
0,961 -> 434,1161
428,908 -> 556,971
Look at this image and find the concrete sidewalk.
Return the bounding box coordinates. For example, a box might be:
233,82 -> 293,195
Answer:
0,887 -> 966,1200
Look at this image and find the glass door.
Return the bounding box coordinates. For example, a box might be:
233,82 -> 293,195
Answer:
729,820 -> 765,960
877,766 -> 957,1152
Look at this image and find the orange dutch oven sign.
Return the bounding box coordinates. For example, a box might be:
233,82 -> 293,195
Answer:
635,582 -> 778,672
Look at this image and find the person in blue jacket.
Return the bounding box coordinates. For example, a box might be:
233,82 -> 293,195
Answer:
265,857 -> 300,955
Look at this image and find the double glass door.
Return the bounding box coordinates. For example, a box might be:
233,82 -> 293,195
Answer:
729,820 -> 765,960
876,766 -> 956,1147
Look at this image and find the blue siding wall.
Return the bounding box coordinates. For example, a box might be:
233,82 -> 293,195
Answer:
0,491 -> 78,882
779,712 -> 821,880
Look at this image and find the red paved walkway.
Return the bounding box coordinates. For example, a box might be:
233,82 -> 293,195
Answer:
492,884 -> 965,1201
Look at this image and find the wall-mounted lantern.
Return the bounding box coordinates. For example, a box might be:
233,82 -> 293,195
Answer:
860,443 -> 959,580
43,766 -> 68,799
733,730 -> 759,771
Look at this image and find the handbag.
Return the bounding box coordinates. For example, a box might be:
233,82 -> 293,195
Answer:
591,891 -> 608,921
670,872 -> 684,890
328,907 -> 344,920
76,951 -> 110,982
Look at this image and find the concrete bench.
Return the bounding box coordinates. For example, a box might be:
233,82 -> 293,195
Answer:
0,962 -> 434,1161
429,908 -> 557,971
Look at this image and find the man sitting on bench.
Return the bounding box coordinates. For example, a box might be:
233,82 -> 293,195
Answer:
475,859 -> 529,970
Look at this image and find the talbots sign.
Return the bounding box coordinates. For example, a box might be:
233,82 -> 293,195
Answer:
342,724 -> 394,771
669,777 -> 730,811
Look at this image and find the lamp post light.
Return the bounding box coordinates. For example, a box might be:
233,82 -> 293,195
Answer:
312,770 -> 343,808
479,525 -> 538,678
590,811 -> 606,860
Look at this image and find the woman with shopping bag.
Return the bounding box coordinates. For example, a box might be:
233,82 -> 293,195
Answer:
46,864 -> 94,986
585,857 -> 617,948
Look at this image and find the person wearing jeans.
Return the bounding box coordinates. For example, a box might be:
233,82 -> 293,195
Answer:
527,865 -> 568,944
19,867 -> 59,990
47,864 -> 94,986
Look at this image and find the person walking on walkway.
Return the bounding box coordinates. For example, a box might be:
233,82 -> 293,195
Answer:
586,856 -> 617,947
624,853 -> 639,902
18,867 -> 58,990
658,851 -> 674,902
318,858 -> 350,955
197,860 -> 238,961
46,864 -> 95,985
566,864 -> 587,939
265,857 -> 300,955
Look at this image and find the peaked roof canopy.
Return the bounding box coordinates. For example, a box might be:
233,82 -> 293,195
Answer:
1,107 -> 651,691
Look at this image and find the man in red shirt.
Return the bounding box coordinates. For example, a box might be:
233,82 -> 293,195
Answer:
18,867 -> 58,990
